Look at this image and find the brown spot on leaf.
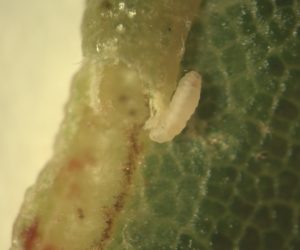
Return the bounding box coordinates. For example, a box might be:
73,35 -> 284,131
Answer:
123,127 -> 140,182
101,217 -> 113,243
77,208 -> 85,219
21,219 -> 39,250
119,94 -> 129,103
128,109 -> 137,116
66,153 -> 96,172
113,192 -> 126,212
67,158 -> 82,171
101,0 -> 113,10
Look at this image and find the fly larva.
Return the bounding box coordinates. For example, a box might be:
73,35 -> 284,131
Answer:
146,71 -> 202,143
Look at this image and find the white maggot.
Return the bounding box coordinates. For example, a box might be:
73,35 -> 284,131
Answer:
147,71 -> 202,143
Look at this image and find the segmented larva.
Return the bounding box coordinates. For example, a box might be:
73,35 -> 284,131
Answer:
147,71 -> 202,143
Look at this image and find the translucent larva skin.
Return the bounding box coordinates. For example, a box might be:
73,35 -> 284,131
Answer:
149,71 -> 202,143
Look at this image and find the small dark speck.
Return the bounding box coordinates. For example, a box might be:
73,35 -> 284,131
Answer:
129,109 -> 137,116
167,26 -> 172,32
256,151 -> 268,160
119,94 -> 129,103
101,0 -> 113,10
77,208 -> 85,219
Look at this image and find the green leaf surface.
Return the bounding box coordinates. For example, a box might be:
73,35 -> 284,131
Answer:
108,0 -> 300,249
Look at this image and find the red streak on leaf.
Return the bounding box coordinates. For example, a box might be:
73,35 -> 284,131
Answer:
21,219 -> 39,250
67,158 -> 83,171
66,153 -> 96,172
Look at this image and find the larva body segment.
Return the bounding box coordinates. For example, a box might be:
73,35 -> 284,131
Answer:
148,71 -> 202,143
